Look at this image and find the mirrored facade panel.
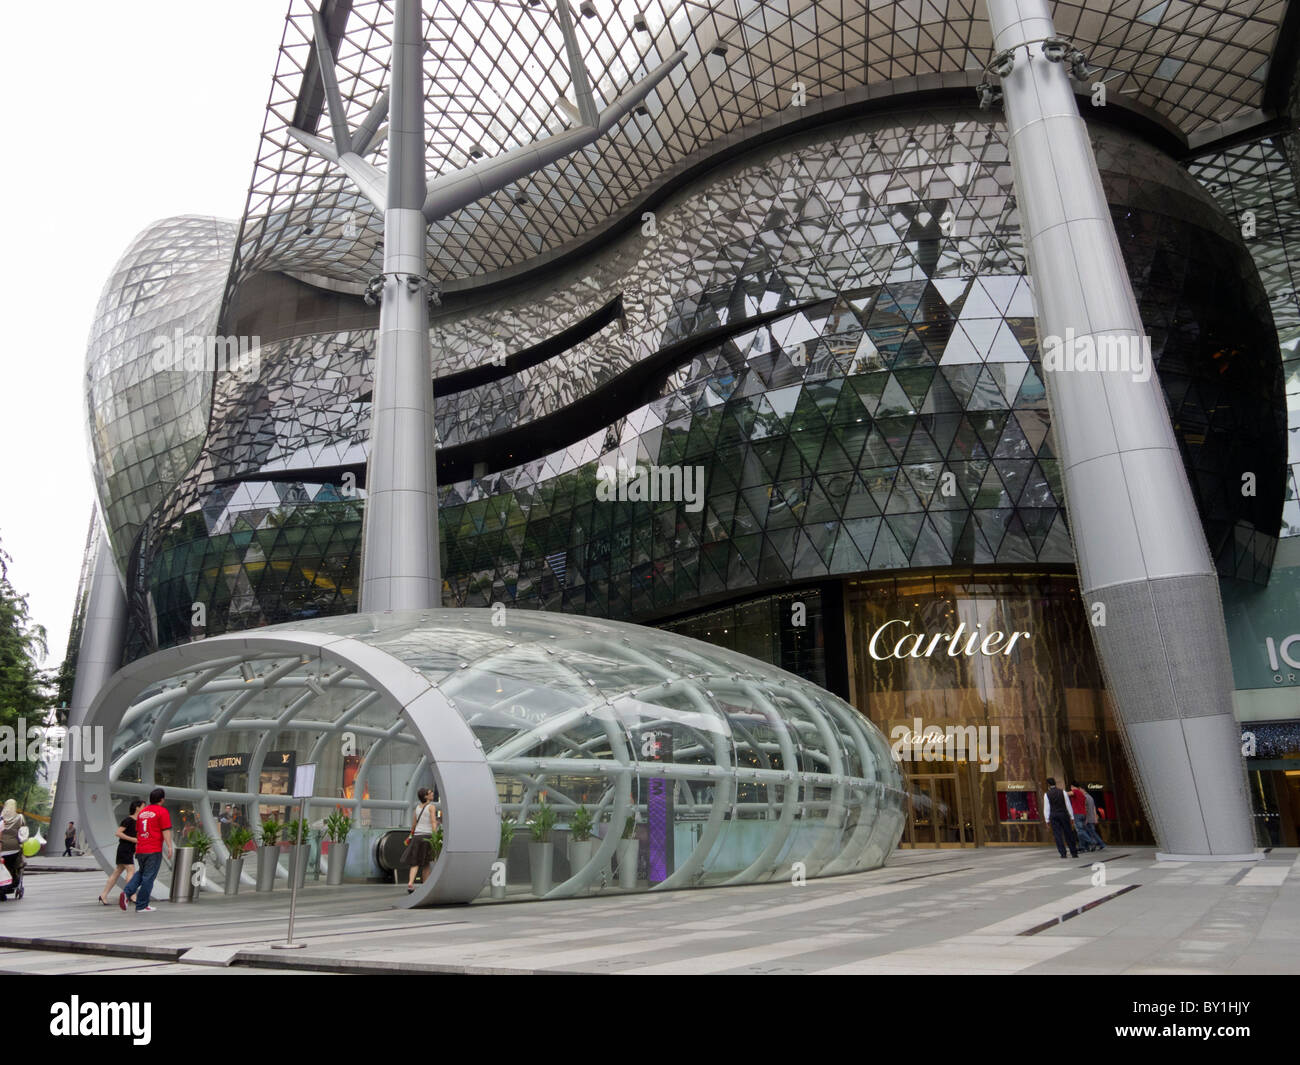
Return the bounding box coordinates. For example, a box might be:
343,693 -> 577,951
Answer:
85,217 -> 237,572
123,111 -> 1285,657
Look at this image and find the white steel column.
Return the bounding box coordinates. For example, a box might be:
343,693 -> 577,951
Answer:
359,0 -> 441,612
46,525 -> 126,852
986,0 -> 1258,858
289,2 -> 684,613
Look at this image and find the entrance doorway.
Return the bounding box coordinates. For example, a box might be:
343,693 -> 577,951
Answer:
902,772 -> 976,847
1248,767 -> 1300,846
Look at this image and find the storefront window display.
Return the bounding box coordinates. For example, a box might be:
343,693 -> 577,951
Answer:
844,570 -> 1152,846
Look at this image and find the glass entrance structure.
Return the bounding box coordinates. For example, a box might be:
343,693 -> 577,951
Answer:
78,609 -> 906,905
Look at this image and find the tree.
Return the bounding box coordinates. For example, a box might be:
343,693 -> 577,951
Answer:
0,538 -> 56,801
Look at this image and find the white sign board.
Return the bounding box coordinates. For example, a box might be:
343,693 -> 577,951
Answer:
292,763 -> 317,798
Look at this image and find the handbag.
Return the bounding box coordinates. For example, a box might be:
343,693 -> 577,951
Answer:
406,803 -> 430,846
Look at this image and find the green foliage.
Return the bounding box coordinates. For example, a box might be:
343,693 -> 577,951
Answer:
23,784 -> 51,819
183,828 -> 213,863
259,818 -> 282,846
285,818 -> 311,846
431,827 -> 443,861
225,825 -> 254,858
0,540 -> 55,800
528,800 -> 556,843
324,810 -> 352,842
622,815 -> 636,840
570,805 -> 593,842
498,817 -> 515,859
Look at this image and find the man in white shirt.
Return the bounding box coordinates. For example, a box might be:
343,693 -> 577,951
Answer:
1042,777 -> 1078,858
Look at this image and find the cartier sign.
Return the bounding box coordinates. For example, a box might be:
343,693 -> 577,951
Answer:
867,620 -> 1031,661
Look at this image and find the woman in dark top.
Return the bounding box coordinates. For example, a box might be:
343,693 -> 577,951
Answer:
98,800 -> 142,905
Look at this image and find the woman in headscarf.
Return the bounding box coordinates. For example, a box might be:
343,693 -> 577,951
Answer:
0,799 -> 27,900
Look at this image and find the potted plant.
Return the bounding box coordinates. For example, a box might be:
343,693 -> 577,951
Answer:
528,800 -> 557,896
568,805 -> 595,877
431,827 -> 443,862
324,811 -> 352,885
493,818 -> 515,899
223,825 -> 254,895
617,814 -> 638,889
256,818 -> 282,893
286,818 -> 311,889
171,828 -> 212,903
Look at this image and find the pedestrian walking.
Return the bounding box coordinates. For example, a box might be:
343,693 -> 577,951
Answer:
120,788 -> 173,912
401,788 -> 438,894
99,800 -> 142,905
63,821 -> 76,857
1065,782 -> 1094,852
1042,777 -> 1078,858
1073,782 -> 1106,851
0,800 -> 27,900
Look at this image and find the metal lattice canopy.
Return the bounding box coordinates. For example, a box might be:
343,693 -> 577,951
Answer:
226,0 -> 1292,299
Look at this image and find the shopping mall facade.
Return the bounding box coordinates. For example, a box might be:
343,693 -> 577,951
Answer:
60,0 -> 1300,902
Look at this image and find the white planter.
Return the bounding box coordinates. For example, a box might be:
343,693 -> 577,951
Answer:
325,841 -> 349,885
255,846 -> 278,892
224,855 -> 245,896
529,841 -> 553,896
617,837 -> 638,889
169,846 -> 197,903
569,838 -> 594,879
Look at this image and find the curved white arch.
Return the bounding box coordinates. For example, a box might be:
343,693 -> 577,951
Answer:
76,629 -> 498,907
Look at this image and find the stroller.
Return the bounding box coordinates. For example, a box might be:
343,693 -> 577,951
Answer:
0,852 -> 23,901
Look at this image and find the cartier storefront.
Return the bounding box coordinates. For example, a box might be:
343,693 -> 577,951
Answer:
844,570 -> 1152,848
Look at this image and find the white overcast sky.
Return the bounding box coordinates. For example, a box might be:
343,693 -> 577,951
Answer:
0,2 -> 288,668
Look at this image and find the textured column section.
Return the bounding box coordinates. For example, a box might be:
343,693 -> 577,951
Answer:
986,0 -> 1257,858
46,526 -> 126,852
358,0 -> 440,611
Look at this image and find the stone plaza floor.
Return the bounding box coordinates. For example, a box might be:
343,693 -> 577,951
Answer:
2,845 -> 1297,975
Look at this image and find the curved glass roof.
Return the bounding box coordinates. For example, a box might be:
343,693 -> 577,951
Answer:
227,0 -> 1291,295
85,216 -> 237,571
92,608 -> 906,899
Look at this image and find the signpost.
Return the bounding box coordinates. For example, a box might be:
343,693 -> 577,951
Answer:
272,763 -> 316,950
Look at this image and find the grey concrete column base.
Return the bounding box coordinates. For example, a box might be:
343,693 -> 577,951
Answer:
1156,852 -> 1264,862
1095,581 -> 1257,856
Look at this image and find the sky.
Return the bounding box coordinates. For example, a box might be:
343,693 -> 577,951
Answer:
0,2 -> 289,669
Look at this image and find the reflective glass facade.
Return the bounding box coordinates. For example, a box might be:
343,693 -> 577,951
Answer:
120,111 -> 1285,658
85,216 -> 237,572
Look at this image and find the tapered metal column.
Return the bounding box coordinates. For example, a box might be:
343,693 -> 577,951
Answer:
358,0 -> 440,612
987,0 -> 1258,858
46,525 -> 126,853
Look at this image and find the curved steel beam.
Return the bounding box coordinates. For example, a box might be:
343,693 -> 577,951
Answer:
77,628 -> 498,907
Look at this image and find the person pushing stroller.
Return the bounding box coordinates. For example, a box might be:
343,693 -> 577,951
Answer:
0,799 -> 29,900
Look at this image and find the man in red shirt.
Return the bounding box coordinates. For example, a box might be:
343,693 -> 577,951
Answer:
1068,781 -> 1105,853
120,788 -> 173,912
